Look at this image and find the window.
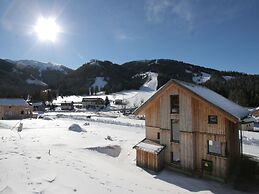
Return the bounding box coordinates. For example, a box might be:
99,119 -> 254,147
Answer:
171,119 -> 180,142
208,140 -> 221,155
171,152 -> 180,164
170,95 -> 179,113
21,110 -> 24,115
157,132 -> 160,140
208,115 -> 217,124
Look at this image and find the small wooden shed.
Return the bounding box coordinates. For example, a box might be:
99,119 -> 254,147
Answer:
134,139 -> 165,172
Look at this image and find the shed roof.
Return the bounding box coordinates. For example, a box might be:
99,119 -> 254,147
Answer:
0,98 -> 29,106
133,139 -> 165,154
134,79 -> 249,121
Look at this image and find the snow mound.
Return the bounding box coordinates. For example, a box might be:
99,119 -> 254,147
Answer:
0,186 -> 16,194
26,79 -> 48,87
86,145 -> 121,157
42,116 -> 53,120
192,72 -> 211,84
68,124 -> 85,132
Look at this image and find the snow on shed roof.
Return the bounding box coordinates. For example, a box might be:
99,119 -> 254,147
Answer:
133,139 -> 165,154
174,80 -> 249,120
0,98 -> 29,106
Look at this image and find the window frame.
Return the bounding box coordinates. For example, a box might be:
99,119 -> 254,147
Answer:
171,152 -> 180,164
208,115 -> 218,124
207,140 -> 222,156
171,119 -> 180,143
170,95 -> 179,114
157,132 -> 160,140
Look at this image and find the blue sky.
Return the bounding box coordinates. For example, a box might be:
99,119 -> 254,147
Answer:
0,0 -> 259,74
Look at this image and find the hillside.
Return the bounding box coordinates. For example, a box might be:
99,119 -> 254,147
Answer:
58,60 -> 146,95
0,58 -> 259,107
0,59 -> 72,98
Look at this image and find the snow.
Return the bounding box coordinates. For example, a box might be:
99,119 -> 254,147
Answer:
223,76 -> 234,81
8,60 -> 69,77
91,77 -> 107,91
192,72 -> 211,84
26,79 -> 48,87
0,113 -> 247,194
53,72 -> 158,108
134,139 -> 165,154
176,80 -> 249,120
185,69 -> 192,73
243,131 -> 259,158
68,124 -> 85,132
0,98 -> 28,106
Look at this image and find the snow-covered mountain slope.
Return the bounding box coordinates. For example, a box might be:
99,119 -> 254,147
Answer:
91,77 -> 108,91
192,72 -> 211,84
8,59 -> 71,75
26,78 -> 48,87
54,72 -> 158,108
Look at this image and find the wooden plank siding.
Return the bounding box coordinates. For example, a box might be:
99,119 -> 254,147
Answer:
136,149 -> 164,172
145,97 -> 160,128
136,81 -> 241,180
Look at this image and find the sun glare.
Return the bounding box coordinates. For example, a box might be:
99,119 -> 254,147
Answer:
34,17 -> 60,42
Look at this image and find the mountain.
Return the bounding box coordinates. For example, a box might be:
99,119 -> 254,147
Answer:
7,59 -> 72,88
0,59 -> 72,98
58,59 -> 146,95
1,58 -> 258,107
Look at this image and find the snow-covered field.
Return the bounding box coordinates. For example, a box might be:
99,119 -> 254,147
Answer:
0,113 -> 252,194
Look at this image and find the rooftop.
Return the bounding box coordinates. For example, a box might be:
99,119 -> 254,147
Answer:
0,98 -> 29,106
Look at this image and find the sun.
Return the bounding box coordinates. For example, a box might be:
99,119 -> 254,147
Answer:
34,17 -> 60,42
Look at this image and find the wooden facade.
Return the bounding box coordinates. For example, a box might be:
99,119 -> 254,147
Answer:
134,139 -> 165,172
0,99 -> 32,120
134,80 -> 248,180
82,98 -> 105,109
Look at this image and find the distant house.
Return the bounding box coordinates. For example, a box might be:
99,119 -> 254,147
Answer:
133,79 -> 249,181
0,98 -> 32,120
31,102 -> 45,112
251,108 -> 259,117
61,101 -> 74,111
82,97 -> 105,109
115,99 -> 124,105
241,116 -> 255,131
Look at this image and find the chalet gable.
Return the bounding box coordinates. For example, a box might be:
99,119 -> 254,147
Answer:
134,79 -> 249,122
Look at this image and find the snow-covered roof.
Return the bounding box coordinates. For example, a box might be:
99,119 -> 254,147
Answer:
134,79 -> 249,121
174,80 -> 249,120
0,98 -> 29,106
134,139 -> 165,154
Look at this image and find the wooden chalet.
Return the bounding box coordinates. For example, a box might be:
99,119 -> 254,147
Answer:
133,79 -> 249,181
61,101 -> 74,111
82,97 -> 105,109
0,98 -> 32,120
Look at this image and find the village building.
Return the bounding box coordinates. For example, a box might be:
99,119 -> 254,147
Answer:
251,108 -> 259,117
133,79 -> 249,181
82,97 -> 105,109
31,102 -> 45,112
61,101 -> 74,111
240,116 -> 255,131
0,98 -> 33,120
